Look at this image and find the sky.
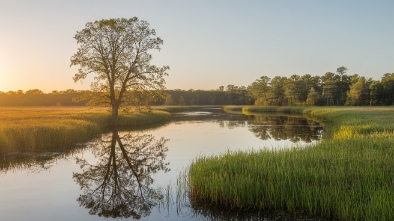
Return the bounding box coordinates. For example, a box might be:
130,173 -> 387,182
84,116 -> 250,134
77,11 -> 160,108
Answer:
1,0 -> 394,92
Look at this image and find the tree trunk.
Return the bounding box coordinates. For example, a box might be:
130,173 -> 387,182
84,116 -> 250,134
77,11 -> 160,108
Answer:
111,103 -> 119,126
111,105 -> 119,117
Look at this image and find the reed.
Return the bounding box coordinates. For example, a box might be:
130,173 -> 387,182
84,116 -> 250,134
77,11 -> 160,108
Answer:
189,106 -> 394,220
0,107 -> 171,154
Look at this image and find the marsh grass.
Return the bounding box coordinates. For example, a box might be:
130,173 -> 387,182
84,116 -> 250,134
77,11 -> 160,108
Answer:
0,107 -> 170,154
189,106 -> 394,220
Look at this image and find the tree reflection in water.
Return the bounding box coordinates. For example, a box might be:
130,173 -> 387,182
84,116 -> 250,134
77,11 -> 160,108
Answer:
73,128 -> 169,219
247,115 -> 323,143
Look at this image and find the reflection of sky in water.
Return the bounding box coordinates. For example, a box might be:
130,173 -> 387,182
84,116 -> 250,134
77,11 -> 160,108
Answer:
0,112 -> 322,221
132,119 -> 321,191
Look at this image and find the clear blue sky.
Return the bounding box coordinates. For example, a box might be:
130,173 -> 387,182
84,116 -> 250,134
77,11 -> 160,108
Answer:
1,0 -> 393,92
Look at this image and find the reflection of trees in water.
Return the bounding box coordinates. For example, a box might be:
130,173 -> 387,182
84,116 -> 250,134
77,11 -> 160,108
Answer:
246,115 -> 323,143
0,148 -> 84,174
73,129 -> 169,219
0,154 -> 53,173
189,200 -> 317,221
170,110 -> 322,143
175,172 -> 298,221
219,119 -> 246,129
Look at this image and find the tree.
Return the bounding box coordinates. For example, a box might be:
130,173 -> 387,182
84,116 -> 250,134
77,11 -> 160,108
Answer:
178,95 -> 186,105
25,89 -> 44,94
267,76 -> 286,106
369,80 -> 384,105
164,94 -> 175,105
300,74 -> 318,103
336,66 -> 348,81
284,75 -> 303,105
306,87 -> 321,105
73,129 -> 169,218
381,73 -> 394,105
248,76 -> 270,105
248,76 -> 271,105
321,72 -> 339,105
346,77 -> 370,106
336,66 -> 350,105
71,17 -> 169,119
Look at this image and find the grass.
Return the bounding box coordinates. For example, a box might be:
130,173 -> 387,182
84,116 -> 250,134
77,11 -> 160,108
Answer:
0,107 -> 171,154
189,106 -> 394,220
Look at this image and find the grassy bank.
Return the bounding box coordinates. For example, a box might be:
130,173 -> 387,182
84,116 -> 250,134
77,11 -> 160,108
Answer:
189,106 -> 394,220
0,107 -> 171,154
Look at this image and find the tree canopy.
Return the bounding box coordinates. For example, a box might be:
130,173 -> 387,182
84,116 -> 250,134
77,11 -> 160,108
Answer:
248,69 -> 394,106
70,17 -> 169,118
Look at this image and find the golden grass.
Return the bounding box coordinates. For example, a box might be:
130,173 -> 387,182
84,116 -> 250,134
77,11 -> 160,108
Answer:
0,107 -> 171,154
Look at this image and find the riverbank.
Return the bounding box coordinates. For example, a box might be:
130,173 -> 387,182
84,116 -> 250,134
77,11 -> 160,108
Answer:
189,106 -> 394,220
0,107 -> 171,154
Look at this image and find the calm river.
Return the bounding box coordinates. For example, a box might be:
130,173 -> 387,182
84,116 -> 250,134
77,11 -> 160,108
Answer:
0,108 -> 322,221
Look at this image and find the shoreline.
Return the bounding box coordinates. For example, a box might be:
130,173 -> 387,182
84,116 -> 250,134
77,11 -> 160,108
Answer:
190,106 -> 394,220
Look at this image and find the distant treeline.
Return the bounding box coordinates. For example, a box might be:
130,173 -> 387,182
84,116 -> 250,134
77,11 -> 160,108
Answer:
0,87 -> 253,106
248,69 -> 394,106
160,86 -> 253,106
1,70 -> 393,106
0,89 -> 88,106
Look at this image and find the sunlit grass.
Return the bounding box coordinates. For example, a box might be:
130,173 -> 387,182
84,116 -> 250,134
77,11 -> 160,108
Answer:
0,107 -> 170,154
189,106 -> 394,220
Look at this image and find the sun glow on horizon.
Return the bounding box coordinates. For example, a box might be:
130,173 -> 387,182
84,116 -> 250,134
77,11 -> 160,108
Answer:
0,64 -> 14,92
0,68 -> 5,92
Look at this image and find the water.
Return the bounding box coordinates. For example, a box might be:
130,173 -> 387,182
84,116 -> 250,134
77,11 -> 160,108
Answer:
0,108 -> 322,221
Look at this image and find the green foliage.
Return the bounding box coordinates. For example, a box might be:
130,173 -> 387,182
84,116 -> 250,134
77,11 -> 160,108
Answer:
0,88 -> 254,106
306,87 -> 321,105
346,77 -> 371,106
2,69 -> 393,108
369,81 -> 384,105
247,68 -> 394,107
381,73 -> 394,105
189,106 -> 394,220
160,88 -> 253,106
248,76 -> 270,104
70,17 -> 169,116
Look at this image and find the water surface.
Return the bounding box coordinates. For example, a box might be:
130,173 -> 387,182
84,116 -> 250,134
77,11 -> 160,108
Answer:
0,108 -> 322,220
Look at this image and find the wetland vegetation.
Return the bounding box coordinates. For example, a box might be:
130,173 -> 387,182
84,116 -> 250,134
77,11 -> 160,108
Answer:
0,106 -> 324,220
0,107 -> 170,155
189,106 -> 394,220
2,10 -> 394,221
1,105 -> 393,220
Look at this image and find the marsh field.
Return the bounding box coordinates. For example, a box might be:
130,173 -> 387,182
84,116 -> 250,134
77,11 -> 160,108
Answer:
0,107 -> 171,154
190,106 -> 394,220
0,106 -> 393,220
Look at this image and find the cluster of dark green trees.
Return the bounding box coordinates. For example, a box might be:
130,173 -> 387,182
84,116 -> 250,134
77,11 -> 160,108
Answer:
248,67 -> 394,106
161,85 -> 252,106
1,67 -> 393,106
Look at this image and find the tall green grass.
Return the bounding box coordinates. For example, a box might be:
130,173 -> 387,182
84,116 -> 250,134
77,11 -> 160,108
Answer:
189,106 -> 394,220
0,107 -> 171,154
